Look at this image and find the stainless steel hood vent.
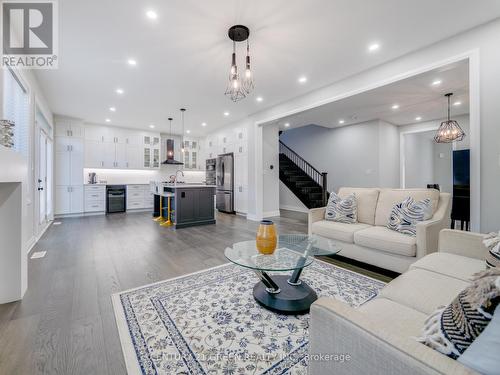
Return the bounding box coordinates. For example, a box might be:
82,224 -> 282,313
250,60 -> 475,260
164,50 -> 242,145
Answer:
162,139 -> 183,165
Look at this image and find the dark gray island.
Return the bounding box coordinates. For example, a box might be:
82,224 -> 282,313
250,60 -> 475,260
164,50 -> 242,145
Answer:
151,182 -> 216,229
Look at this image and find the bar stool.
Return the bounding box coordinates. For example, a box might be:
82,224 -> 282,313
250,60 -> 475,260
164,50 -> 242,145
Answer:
160,195 -> 173,227
153,195 -> 166,222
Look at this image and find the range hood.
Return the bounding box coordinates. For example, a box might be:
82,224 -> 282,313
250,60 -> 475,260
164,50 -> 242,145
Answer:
162,139 -> 184,165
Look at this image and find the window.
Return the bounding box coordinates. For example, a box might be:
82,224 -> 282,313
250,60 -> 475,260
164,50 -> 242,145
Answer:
3,69 -> 30,159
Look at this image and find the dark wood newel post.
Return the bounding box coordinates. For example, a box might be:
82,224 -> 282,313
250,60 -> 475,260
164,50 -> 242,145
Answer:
322,172 -> 328,206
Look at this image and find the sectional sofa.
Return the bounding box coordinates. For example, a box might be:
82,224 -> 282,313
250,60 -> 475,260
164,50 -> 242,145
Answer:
309,229 -> 488,375
308,187 -> 451,273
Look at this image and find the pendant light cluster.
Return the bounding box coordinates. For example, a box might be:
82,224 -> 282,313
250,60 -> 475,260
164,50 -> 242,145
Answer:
180,108 -> 186,152
434,93 -> 466,143
224,25 -> 254,102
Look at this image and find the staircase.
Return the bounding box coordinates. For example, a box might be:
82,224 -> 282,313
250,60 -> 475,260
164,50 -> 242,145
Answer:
279,141 -> 328,209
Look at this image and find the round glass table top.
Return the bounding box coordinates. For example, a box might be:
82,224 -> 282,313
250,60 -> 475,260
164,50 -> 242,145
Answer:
224,234 -> 341,272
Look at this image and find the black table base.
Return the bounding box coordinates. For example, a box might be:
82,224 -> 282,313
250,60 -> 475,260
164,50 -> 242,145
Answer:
253,275 -> 318,314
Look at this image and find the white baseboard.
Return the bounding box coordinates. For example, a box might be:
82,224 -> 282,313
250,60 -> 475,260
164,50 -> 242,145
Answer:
246,213 -> 261,222
279,205 -> 309,213
263,210 -> 281,218
27,220 -> 52,255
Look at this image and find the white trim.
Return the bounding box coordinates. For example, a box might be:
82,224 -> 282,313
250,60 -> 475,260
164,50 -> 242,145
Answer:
279,205 -> 309,213
27,219 -> 51,255
263,210 -> 281,218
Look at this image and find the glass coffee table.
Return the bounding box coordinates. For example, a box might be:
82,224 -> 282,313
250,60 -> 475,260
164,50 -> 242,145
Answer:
225,234 -> 341,314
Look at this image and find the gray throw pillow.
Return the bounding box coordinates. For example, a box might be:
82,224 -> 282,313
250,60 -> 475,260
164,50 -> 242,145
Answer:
387,196 -> 432,236
325,192 -> 357,224
416,268 -> 500,359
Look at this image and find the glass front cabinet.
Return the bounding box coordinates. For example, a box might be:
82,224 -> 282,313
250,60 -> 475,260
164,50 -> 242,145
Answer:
182,138 -> 202,170
143,134 -> 161,169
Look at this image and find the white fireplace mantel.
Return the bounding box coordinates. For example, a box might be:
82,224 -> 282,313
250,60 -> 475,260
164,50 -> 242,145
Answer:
0,145 -> 28,303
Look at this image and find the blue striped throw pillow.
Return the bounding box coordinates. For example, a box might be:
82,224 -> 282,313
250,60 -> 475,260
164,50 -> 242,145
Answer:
325,192 -> 357,224
387,196 -> 432,236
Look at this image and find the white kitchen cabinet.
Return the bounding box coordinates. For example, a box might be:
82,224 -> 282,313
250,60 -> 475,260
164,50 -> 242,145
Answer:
84,185 -> 105,213
55,137 -> 83,186
234,153 -> 248,213
125,145 -> 142,169
55,118 -> 84,138
126,185 -> 151,210
55,185 -> 83,215
142,134 -> 161,169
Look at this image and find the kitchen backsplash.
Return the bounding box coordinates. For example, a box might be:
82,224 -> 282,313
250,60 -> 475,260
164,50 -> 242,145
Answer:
83,167 -> 206,185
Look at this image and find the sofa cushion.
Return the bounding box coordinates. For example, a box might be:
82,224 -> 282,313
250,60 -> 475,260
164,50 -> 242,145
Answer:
378,268 -> 469,315
354,226 -> 417,257
410,252 -> 486,282
358,297 -> 428,337
311,220 -> 371,243
338,187 -> 379,225
375,189 -> 440,227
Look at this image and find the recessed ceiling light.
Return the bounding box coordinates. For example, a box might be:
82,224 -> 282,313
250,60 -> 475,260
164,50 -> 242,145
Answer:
338,119 -> 345,124
368,43 -> 380,52
109,107 -> 116,112
186,130 -> 191,134
146,10 -> 158,20
284,123 -> 290,128
415,116 -> 422,121
223,111 -> 230,117
201,122 -> 207,127
256,96 -> 263,102
115,88 -> 124,95
453,101 -> 462,106
298,76 -> 307,84
105,118 -> 111,123
391,104 -> 399,110
127,59 -> 137,66
149,124 -> 155,129
432,80 -> 442,86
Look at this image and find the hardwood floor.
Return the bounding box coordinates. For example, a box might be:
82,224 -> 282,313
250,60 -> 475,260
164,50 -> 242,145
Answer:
0,211 -> 308,375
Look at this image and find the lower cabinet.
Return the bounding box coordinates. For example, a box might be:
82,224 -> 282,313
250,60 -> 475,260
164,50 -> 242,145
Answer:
55,185 -> 83,215
84,185 -> 106,213
126,185 -> 153,210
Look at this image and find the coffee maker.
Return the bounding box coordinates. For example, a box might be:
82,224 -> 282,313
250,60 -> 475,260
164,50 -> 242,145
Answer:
88,172 -> 97,184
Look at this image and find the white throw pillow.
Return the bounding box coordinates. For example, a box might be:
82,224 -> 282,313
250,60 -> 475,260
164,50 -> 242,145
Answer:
325,192 -> 357,224
387,196 -> 432,236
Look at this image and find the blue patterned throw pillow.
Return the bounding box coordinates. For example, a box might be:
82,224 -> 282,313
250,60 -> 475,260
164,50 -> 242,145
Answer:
325,192 -> 357,223
417,268 -> 500,359
387,196 -> 432,236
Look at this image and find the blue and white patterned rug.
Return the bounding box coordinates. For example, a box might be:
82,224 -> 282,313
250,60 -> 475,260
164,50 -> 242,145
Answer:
112,260 -> 385,375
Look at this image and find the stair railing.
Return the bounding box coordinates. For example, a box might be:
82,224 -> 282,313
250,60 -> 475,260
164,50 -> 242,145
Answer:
279,141 -> 328,206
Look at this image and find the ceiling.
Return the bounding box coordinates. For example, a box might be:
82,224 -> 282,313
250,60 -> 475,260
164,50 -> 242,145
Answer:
35,0 -> 500,136
275,59 -> 469,129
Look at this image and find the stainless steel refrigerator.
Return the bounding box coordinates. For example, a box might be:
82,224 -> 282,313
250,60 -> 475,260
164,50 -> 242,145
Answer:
216,153 -> 235,213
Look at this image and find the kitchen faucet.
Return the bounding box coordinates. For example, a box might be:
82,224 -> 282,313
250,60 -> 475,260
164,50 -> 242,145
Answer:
175,169 -> 184,183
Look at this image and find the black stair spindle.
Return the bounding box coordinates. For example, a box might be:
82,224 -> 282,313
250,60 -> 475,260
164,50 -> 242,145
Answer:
279,140 -> 328,209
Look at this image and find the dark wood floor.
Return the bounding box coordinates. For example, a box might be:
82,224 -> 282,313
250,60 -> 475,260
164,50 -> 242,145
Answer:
0,210 -> 309,375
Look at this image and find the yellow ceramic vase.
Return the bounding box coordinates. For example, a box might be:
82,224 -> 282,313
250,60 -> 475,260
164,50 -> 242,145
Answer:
256,220 -> 277,255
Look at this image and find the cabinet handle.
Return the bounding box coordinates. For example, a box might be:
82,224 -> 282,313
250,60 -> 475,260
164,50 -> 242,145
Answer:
92,205 -> 99,208
67,145 -> 70,151
70,130 -> 73,137
126,162 -> 129,168
101,136 -> 104,142
101,161 -> 104,167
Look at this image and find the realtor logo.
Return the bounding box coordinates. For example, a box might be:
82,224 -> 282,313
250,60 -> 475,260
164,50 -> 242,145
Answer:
1,0 -> 58,69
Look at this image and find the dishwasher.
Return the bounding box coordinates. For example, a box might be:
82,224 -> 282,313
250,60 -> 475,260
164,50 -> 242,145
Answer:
106,185 -> 126,213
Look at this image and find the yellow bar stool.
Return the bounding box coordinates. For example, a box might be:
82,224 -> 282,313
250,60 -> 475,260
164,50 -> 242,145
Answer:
160,195 -> 173,227
153,195 -> 166,222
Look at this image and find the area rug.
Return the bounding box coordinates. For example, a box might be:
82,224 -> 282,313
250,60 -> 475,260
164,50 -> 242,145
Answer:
112,259 -> 385,375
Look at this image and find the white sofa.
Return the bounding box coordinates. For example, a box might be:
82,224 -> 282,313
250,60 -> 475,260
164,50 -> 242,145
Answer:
309,229 -> 488,375
309,187 -> 451,273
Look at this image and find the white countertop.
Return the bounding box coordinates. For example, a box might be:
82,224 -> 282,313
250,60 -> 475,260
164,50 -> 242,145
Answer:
162,184 -> 216,189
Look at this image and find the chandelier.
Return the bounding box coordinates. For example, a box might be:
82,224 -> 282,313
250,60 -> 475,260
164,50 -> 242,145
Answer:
224,25 -> 254,102
434,93 -> 465,143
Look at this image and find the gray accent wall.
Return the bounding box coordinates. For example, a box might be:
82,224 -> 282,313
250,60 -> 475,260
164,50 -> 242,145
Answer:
280,120 -> 400,194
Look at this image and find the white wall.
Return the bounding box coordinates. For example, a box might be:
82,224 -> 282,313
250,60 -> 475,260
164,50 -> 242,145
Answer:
404,132 -> 435,188
433,141 -> 453,194
279,120 -> 400,194
279,181 -> 308,212
262,123 -> 280,217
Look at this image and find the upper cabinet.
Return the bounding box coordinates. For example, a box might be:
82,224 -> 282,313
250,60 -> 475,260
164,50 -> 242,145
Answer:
182,137 -> 204,170
83,124 -> 160,170
54,118 -> 84,138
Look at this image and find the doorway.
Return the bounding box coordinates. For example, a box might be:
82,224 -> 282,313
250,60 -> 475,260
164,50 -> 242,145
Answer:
35,109 -> 53,236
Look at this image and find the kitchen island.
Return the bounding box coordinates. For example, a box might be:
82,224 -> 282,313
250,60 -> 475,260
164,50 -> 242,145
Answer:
151,182 -> 217,229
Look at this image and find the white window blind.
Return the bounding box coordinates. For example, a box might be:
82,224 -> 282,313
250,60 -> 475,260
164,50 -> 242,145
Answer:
3,69 -> 30,159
